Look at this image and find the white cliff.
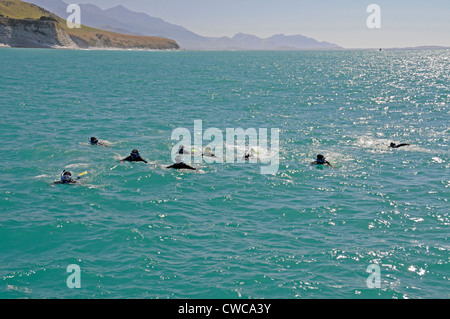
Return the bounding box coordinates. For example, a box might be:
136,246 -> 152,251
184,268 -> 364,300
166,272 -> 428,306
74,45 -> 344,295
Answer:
0,17 -> 78,48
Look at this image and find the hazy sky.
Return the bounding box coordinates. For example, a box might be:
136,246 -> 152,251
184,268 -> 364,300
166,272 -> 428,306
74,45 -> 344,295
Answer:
73,0 -> 450,48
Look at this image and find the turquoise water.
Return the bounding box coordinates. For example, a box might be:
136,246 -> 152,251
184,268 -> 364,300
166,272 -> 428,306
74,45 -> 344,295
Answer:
0,48 -> 448,299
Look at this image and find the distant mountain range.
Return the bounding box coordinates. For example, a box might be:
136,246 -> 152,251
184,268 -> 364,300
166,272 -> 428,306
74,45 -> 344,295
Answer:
24,0 -> 342,50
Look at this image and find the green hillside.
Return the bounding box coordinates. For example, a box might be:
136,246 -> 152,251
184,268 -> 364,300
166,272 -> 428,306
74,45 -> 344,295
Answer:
0,0 -> 179,49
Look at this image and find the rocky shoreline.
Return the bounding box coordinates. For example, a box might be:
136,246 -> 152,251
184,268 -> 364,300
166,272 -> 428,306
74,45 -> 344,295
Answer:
0,16 -> 179,50
0,17 -> 77,48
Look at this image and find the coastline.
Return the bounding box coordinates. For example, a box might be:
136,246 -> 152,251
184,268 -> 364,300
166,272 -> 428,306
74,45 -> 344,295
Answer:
0,43 -> 180,51
0,42 -> 448,52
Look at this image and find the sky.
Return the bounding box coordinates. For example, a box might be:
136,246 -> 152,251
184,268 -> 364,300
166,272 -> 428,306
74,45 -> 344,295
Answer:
73,0 -> 450,48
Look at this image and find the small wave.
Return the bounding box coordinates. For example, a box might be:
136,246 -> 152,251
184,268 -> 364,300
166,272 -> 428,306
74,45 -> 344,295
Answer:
432,157 -> 445,163
355,135 -> 392,152
81,140 -> 114,146
65,163 -> 90,169
33,174 -> 49,179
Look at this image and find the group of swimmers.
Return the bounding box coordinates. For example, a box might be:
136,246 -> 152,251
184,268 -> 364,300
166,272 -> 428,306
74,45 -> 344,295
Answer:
54,136 -> 411,184
54,137 -> 205,184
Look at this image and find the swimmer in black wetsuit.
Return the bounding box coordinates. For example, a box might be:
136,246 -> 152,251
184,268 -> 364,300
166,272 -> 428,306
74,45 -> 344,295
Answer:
53,171 -> 78,185
167,155 -> 196,170
167,163 -> 196,170
311,154 -> 333,167
120,149 -> 148,163
89,137 -> 108,147
390,142 -> 410,149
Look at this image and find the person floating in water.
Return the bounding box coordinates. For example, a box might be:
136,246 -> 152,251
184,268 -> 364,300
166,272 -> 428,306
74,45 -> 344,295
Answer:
120,149 -> 148,163
389,142 -> 410,149
167,155 -> 196,170
89,137 -> 108,147
311,154 -> 333,167
53,171 -> 78,185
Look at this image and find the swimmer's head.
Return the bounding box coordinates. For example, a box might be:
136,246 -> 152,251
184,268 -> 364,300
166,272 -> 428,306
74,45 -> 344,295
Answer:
316,154 -> 326,163
61,171 -> 72,183
90,137 -> 98,144
390,142 -> 396,148
131,149 -> 140,157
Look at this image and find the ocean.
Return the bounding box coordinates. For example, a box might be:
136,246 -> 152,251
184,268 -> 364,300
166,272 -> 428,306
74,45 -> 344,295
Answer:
0,48 -> 448,299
